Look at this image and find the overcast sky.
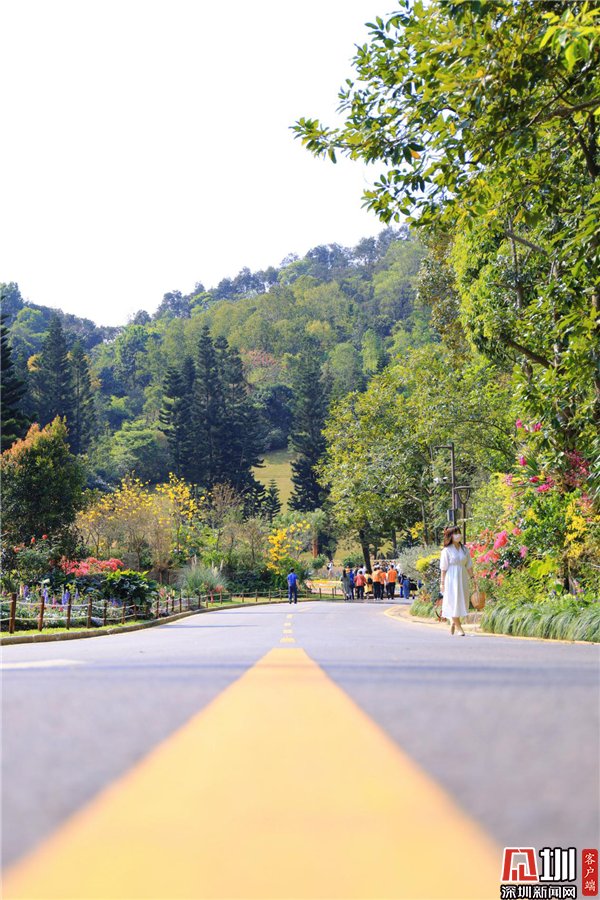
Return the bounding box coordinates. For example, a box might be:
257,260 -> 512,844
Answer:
1,0 -> 389,326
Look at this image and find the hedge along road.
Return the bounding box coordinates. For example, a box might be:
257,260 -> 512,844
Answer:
2,600 -> 598,899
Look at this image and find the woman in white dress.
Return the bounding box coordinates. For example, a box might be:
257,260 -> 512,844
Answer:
439,524 -> 473,636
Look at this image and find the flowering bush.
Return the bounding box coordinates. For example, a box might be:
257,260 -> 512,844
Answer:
59,557 -> 124,577
470,527 -> 528,584
468,419 -> 600,599
267,521 -> 311,574
414,552 -> 441,600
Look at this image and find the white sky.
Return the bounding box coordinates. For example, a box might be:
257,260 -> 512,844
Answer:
1,0 -> 389,326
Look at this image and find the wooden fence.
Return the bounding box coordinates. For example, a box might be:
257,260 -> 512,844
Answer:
0,586 -> 345,635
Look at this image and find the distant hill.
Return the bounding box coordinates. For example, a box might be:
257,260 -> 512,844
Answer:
2,226 -> 431,489
0,282 -> 120,359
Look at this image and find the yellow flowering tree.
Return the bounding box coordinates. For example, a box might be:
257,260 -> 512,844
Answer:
267,520 -> 311,575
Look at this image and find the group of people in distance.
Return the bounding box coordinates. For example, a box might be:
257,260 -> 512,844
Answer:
340,564 -> 414,602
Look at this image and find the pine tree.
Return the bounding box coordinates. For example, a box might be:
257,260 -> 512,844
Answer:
264,479 -> 282,521
190,326 -> 223,487
243,480 -> 267,518
34,315 -> 74,427
0,315 -> 28,451
289,347 -> 330,511
214,337 -> 264,491
69,341 -> 95,454
159,361 -> 194,478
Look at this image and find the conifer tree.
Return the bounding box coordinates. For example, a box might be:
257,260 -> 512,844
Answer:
264,479 -> 282,521
289,346 -> 330,511
34,315 -> 74,427
159,362 -> 194,479
214,336 -> 264,491
191,326 -> 223,487
69,341 -> 95,454
0,315 -> 28,451
243,480 -> 267,518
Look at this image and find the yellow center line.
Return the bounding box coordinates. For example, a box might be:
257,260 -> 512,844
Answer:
3,647 -> 500,900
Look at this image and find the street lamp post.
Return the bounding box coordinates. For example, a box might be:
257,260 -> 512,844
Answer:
433,442 -> 457,524
455,485 -> 472,544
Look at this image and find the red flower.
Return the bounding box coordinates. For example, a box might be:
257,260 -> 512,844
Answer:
30,537 -> 36,544
493,531 -> 508,550
518,456 -> 527,466
42,534 -> 48,540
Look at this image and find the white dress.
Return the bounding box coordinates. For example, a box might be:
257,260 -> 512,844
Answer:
440,544 -> 472,619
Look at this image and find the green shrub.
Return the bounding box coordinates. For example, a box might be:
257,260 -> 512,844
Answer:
342,553 -> 364,569
410,597 -> 437,618
395,544 -> 440,582
481,596 -> 600,642
99,570 -> 158,609
177,563 -> 229,595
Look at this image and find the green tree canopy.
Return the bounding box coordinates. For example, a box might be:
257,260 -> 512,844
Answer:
1,417 -> 85,542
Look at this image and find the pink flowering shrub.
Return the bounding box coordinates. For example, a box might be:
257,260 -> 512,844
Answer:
59,557 -> 124,577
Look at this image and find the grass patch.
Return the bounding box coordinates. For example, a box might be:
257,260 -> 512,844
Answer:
481,598 -> 600,642
410,597 -> 438,618
254,449 -> 293,510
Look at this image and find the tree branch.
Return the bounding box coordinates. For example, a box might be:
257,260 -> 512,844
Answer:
503,230 -> 548,256
546,98 -> 600,119
503,336 -> 552,369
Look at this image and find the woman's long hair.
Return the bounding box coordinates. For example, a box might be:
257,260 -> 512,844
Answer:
442,524 -> 464,548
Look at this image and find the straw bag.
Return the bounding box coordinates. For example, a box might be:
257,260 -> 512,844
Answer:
470,577 -> 486,611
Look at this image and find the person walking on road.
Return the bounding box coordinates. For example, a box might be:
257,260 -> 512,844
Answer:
386,564 -> 397,599
341,568 -> 352,601
287,568 -> 298,604
401,573 -> 411,601
440,525 -> 473,635
355,569 -> 366,601
348,567 -> 356,601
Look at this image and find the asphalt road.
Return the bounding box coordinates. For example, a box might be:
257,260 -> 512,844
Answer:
2,599 -> 599,896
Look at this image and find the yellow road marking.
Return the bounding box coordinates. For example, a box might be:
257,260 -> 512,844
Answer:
3,647 -> 500,899
0,659 -> 83,670
280,636 -> 296,643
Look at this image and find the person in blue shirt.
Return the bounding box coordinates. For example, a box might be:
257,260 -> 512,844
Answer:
287,568 -> 298,604
348,567 -> 355,601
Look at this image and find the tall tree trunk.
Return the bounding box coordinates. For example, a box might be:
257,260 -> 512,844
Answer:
359,529 -> 372,574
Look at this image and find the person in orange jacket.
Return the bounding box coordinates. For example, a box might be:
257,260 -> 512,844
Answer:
386,564 -> 398,599
355,569 -> 366,601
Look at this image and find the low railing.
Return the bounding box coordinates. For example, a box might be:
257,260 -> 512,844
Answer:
0,586 -> 345,636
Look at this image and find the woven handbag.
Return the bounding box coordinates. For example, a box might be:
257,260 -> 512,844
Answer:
470,577 -> 486,610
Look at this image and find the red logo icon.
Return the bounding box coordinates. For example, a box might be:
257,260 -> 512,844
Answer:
583,849 -> 598,897
501,848 -> 539,882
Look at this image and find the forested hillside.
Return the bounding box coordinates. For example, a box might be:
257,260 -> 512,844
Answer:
1,226 -> 423,504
